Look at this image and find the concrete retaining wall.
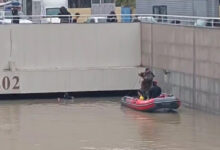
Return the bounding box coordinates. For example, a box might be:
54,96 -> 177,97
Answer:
0,23 -> 142,94
141,23 -> 220,113
10,24 -> 140,69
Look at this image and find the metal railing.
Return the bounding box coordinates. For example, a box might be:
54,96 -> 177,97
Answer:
1,13 -> 220,28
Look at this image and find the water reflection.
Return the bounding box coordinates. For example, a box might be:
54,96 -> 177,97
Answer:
0,103 -> 21,150
121,106 -> 181,149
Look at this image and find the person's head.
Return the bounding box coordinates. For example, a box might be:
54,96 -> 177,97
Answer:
75,12 -> 80,19
110,11 -> 116,15
145,68 -> 150,72
153,81 -> 158,86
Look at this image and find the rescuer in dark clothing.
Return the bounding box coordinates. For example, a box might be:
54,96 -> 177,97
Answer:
138,68 -> 155,99
149,81 -> 162,99
58,6 -> 72,23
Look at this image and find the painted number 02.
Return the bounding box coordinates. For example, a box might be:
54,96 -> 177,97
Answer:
1,76 -> 20,90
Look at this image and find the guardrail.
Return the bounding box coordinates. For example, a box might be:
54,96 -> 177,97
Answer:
1,13 -> 220,28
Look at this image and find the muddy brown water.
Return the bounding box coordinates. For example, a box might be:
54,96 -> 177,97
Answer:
0,97 -> 219,150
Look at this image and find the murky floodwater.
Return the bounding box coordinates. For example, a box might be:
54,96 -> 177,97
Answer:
0,97 -> 220,150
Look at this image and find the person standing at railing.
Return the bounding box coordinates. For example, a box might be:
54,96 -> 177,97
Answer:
107,11 -> 117,23
58,6 -> 72,23
12,8 -> 19,24
132,15 -> 140,22
72,12 -> 80,23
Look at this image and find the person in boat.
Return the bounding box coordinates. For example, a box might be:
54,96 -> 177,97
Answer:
138,68 -> 155,81
138,68 -> 155,99
149,81 -> 162,99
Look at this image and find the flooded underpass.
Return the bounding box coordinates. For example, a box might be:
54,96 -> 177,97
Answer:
0,97 -> 220,150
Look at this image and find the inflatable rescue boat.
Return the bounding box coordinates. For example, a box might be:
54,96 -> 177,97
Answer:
121,94 -> 181,112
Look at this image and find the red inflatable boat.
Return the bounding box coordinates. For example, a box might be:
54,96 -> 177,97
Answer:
121,94 -> 181,112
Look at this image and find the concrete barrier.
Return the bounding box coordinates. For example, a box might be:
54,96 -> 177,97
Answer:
0,23 -> 142,94
10,24 -> 141,69
141,23 -> 220,113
